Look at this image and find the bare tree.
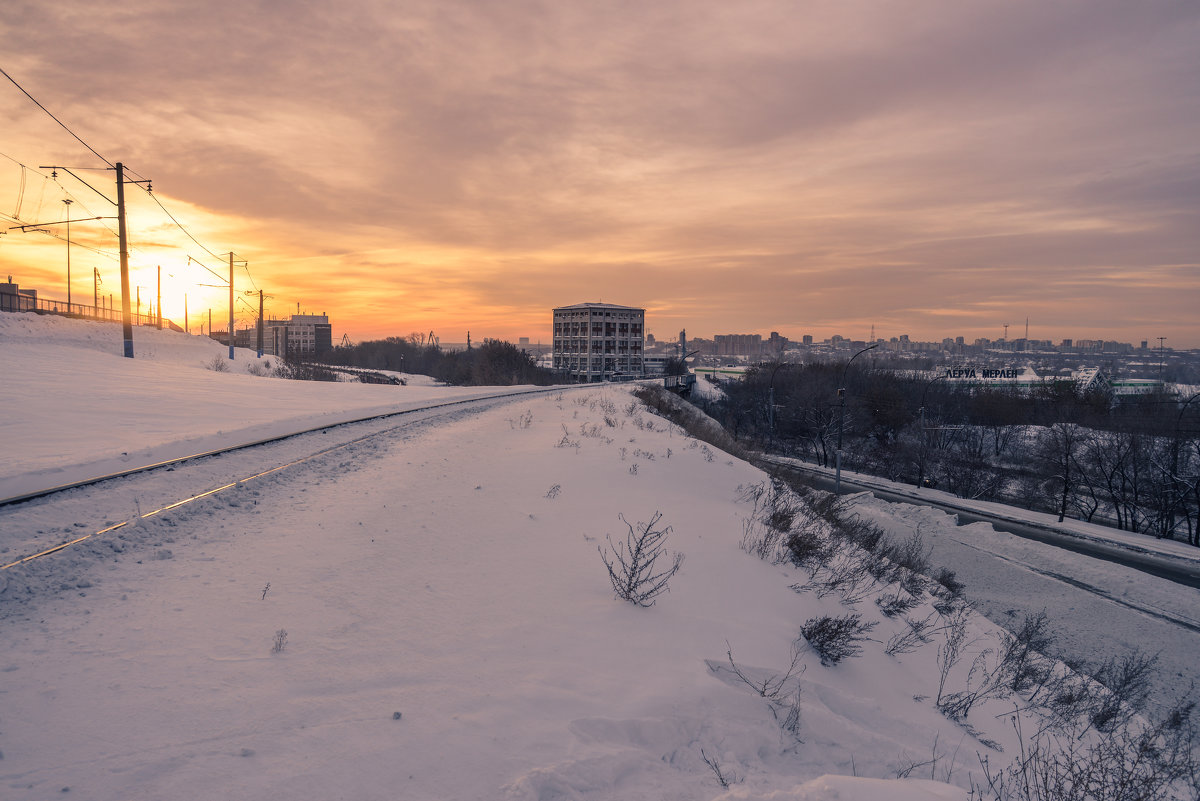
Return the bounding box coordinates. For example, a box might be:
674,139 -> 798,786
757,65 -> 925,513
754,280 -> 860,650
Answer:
1038,423 -> 1088,523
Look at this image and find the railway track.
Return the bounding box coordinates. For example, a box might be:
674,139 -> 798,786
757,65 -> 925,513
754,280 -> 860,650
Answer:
0,387 -> 574,572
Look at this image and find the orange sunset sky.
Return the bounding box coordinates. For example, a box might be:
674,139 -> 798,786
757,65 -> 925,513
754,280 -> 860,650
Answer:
2,1 -> 1198,348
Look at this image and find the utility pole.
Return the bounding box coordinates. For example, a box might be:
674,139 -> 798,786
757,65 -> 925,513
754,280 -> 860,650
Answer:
115,163 -> 134,357
136,286 -> 141,319
184,293 -> 188,335
156,265 -> 162,329
228,252 -> 235,359
63,198 -> 73,308
93,267 -> 99,315
257,289 -> 264,357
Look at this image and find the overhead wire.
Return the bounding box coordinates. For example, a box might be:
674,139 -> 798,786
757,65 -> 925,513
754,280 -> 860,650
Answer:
13,162 -> 25,219
2,69 -> 296,318
0,67 -> 115,169
138,185 -> 226,264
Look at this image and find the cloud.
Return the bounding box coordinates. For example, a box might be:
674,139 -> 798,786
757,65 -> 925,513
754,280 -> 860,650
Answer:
2,0 -> 1197,346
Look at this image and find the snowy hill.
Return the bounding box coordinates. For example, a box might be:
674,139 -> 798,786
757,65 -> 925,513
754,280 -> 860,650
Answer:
0,314 -> 1194,800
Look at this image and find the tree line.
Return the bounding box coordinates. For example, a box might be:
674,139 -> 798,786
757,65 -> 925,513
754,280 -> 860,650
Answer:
700,362 -> 1200,545
323,333 -> 566,387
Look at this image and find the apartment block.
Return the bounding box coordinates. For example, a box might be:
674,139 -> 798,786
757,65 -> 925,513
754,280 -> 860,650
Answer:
552,302 -> 644,382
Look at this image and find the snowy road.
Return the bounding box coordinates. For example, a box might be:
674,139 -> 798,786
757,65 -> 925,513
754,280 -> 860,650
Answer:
763,456 -> 1200,588
843,492 -> 1200,716
756,457 -> 1200,712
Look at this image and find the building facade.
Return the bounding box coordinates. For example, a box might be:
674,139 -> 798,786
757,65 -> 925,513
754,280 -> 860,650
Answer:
216,313 -> 332,358
552,302 -> 644,382
714,333 -> 762,357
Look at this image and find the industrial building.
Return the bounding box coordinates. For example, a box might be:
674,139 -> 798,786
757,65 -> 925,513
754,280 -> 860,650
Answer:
219,313 -> 332,357
552,302 -> 644,382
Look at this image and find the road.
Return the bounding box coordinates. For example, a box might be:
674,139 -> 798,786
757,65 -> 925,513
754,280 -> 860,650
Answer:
761,454 -> 1200,714
762,455 -> 1200,589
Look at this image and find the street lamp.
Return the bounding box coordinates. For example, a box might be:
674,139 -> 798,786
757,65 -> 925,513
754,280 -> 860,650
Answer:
766,358 -> 787,442
916,373 -> 948,489
835,342 -> 879,493
1167,392 -> 1200,537
62,199 -> 73,309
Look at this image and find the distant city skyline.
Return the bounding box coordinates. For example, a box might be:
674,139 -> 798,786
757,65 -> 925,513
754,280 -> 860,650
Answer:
3,1 -> 1197,348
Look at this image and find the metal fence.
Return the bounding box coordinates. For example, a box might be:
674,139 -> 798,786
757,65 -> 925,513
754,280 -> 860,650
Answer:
0,293 -> 182,331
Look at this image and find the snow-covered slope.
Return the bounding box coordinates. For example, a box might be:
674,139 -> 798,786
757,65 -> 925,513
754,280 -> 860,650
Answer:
0,314 -> 547,500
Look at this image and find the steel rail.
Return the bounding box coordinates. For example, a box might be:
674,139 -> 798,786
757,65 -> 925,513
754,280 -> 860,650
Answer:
0,385 -> 582,570
0,385 -> 572,509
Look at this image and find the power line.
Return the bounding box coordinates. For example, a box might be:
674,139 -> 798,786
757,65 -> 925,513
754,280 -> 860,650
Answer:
0,67 -> 114,169
189,255 -> 230,284
137,185 -> 226,264
2,75 -> 263,314
1,77 -> 231,280
243,262 -> 259,291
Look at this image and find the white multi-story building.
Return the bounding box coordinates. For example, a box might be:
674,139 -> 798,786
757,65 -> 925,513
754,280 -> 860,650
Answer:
552,302 -> 644,382
259,313 -> 332,357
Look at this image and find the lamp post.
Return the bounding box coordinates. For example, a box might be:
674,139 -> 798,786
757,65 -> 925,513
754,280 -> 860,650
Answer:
1167,392 -> 1200,538
62,199 -> 73,309
916,373 -> 948,489
766,358 -> 787,442
835,342 -> 879,493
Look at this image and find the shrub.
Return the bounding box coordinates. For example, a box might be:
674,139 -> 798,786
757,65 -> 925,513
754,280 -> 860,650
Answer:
598,512 -> 684,607
976,704 -> 1199,801
800,614 -> 878,666
877,588 -> 923,618
784,523 -> 830,570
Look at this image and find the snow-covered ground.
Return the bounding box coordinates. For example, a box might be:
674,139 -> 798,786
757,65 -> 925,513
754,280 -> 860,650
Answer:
1,314 -> 1196,800
0,313 -> 553,501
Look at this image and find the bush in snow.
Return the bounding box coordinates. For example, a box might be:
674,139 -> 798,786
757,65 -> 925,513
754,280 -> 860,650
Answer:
700,748 -> 741,789
800,613 -> 877,666
976,704 -> 1200,801
598,512 -> 683,607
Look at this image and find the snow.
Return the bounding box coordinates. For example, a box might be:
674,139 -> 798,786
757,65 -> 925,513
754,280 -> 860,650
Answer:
0,313 -> 550,501
770,455 -> 1200,565
0,314 -> 1194,800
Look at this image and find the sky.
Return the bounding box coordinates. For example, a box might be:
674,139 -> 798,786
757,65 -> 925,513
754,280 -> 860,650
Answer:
2,0 -> 1198,348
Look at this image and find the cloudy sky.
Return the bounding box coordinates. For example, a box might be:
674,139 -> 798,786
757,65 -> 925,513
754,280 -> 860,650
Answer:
2,0 -> 1197,347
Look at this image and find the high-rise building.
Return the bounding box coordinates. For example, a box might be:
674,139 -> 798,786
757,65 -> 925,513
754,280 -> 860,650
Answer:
714,334 -> 763,356
552,302 -> 644,382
